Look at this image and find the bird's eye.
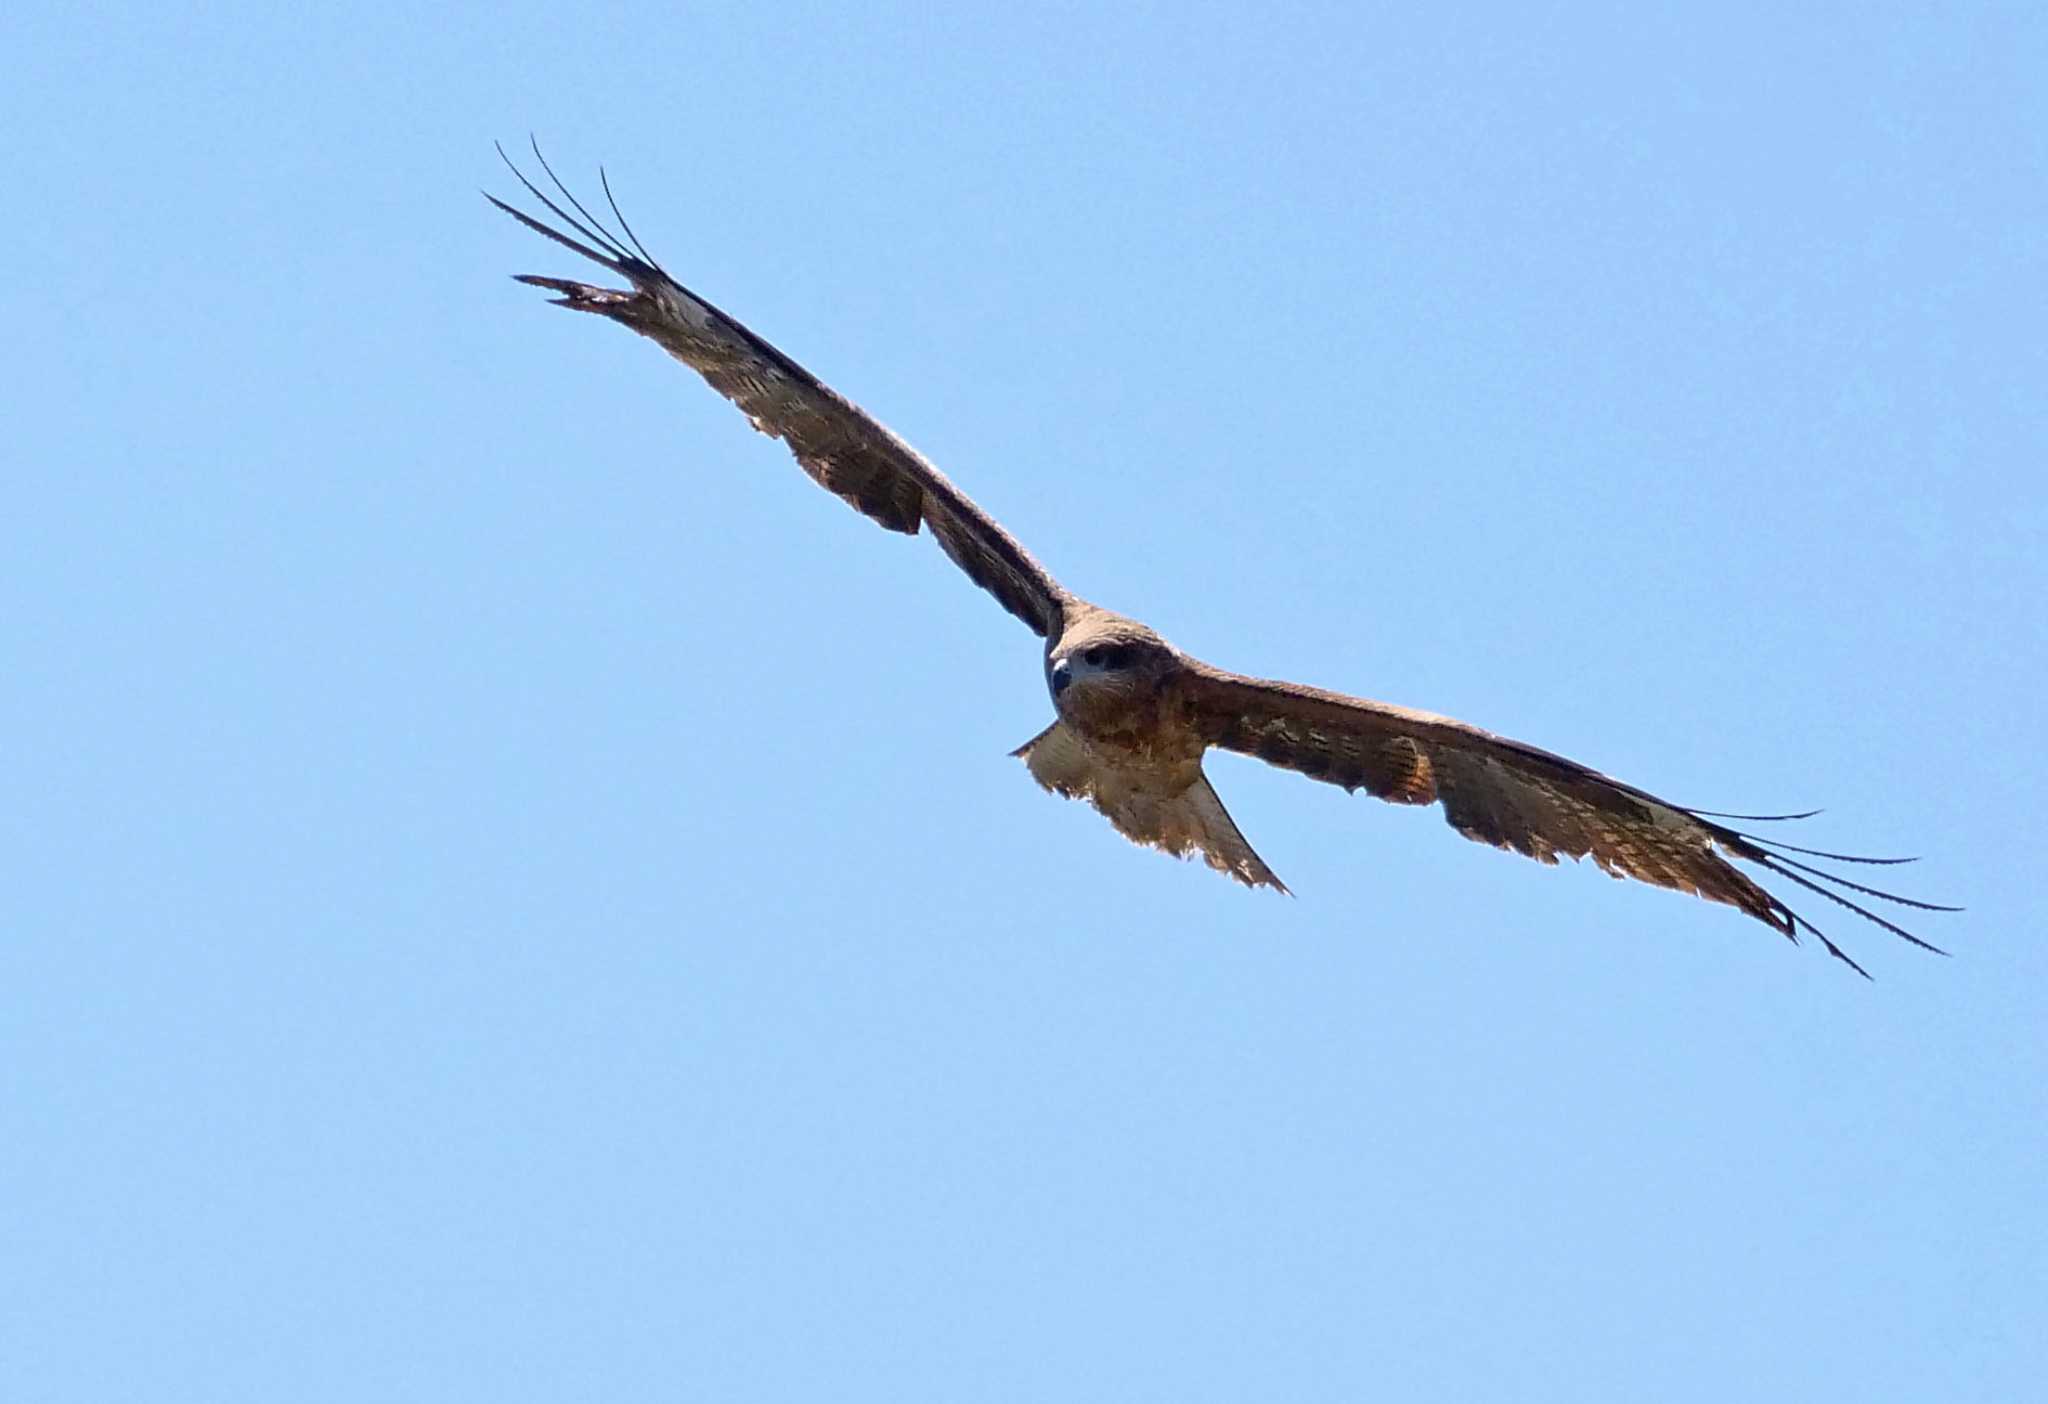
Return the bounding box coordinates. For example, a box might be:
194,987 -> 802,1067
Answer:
1084,646 -> 1106,666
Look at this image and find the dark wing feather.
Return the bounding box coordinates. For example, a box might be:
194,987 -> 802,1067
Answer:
1179,664 -> 1954,976
486,151 -> 1072,638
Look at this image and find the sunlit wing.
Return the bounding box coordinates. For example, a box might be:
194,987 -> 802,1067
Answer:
1181,664 -> 1956,976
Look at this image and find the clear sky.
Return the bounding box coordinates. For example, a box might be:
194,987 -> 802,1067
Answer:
5,3 -> 2043,1400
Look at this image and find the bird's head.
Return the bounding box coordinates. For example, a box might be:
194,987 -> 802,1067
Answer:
1047,620 -> 1176,708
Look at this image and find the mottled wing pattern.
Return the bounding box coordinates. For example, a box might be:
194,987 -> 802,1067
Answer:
1014,721 -> 1286,892
487,151 -> 1070,638
1180,665 -> 1952,975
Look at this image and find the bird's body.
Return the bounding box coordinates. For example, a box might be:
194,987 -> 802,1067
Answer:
488,146 -> 1952,976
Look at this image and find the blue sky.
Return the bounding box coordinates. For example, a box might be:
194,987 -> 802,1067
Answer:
5,3 -> 2043,1399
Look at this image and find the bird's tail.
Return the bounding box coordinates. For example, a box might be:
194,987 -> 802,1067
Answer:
1015,722 -> 1288,893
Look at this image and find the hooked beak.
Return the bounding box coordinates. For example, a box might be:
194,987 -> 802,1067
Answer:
1049,658 -> 1073,696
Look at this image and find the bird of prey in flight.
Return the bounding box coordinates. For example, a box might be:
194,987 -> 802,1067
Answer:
486,144 -> 1952,977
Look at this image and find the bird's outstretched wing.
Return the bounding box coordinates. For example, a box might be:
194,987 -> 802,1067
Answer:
1179,664 -> 1956,976
486,144 -> 1073,638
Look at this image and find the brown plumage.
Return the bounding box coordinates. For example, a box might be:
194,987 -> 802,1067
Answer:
487,143 -> 1954,977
